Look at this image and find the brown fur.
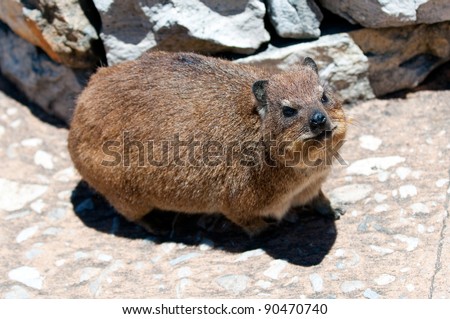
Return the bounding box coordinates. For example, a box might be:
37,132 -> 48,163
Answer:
68,51 -> 347,236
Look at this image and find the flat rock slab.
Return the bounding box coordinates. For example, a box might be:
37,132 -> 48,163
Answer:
0,88 -> 449,298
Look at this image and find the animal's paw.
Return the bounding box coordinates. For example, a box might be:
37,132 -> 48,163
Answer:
241,218 -> 275,238
314,202 -> 346,220
137,215 -> 171,236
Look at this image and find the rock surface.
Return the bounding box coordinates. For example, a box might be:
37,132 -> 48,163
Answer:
94,0 -> 270,65
0,22 -> 89,122
236,33 -> 375,103
267,0 -> 323,39
0,0 -> 101,68
350,21 -> 450,96
1,86 -> 449,298
319,0 -> 450,28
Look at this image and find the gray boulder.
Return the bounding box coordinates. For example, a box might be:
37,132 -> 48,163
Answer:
236,33 -> 375,103
350,22 -> 450,96
267,0 -> 323,39
319,0 -> 450,28
93,0 -> 270,65
0,23 -> 89,122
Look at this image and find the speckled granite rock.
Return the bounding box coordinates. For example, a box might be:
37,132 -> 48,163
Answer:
0,87 -> 449,298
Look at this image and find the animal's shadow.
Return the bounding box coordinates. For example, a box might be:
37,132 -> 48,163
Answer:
71,181 -> 337,266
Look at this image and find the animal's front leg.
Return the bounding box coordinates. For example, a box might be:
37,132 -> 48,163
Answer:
310,189 -> 345,220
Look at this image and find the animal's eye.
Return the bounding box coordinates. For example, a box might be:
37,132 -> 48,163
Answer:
282,106 -> 298,117
321,93 -> 329,104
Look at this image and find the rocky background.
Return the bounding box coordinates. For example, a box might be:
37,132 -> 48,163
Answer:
0,0 -> 449,122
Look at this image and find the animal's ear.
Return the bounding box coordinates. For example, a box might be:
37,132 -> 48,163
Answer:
252,80 -> 268,117
252,80 -> 268,103
302,57 -> 318,74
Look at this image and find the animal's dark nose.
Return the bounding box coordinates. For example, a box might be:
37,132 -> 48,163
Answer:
310,111 -> 327,130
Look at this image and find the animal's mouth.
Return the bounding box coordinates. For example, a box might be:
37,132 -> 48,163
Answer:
304,126 -> 336,142
315,130 -> 328,141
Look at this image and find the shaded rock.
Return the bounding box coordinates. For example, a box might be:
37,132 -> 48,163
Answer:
436,178 -> 449,188
263,259 -> 288,280
0,178 -> 48,212
363,288 -> 380,299
396,167 -> 412,180
347,156 -> 405,176
8,266 -> 43,290
215,274 -> 249,295
370,245 -> 394,256
0,22 -> 90,122
350,22 -> 450,96
34,150 -> 54,170
47,207 -> 69,220
43,227 -> 61,236
169,253 -> 199,266
256,280 -> 272,289
53,167 -> 77,183
0,0 -> 101,68
374,204 -> 389,213
176,278 -> 192,298
234,248 -> 265,262
340,280 -> 364,293
198,239 -> 214,251
267,0 -> 323,39
75,198 -> 94,213
79,267 -> 101,283
394,234 -> 419,251
319,0 -> 450,28
309,273 -> 324,292
410,203 -> 430,214
374,193 -> 388,203
359,135 -> 382,151
374,274 -> 396,286
177,267 -> 192,279
329,184 -> 372,205
21,138 -> 43,147
399,185 -> 418,199
236,33 -> 374,103
97,254 -> 113,262
16,226 -> 39,243
30,199 -> 46,214
94,0 -> 270,65
4,285 -> 30,299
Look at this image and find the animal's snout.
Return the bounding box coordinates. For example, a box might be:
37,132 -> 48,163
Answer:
310,111 -> 327,131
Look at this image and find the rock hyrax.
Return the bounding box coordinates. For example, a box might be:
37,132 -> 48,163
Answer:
68,51 -> 347,236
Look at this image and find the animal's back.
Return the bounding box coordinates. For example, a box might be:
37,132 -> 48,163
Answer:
72,52 -> 264,143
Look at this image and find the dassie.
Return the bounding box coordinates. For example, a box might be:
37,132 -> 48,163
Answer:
68,51 -> 347,236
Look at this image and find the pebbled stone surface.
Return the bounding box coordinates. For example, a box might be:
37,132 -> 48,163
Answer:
0,86 -> 449,298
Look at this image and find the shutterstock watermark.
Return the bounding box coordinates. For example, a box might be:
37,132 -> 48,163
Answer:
101,132 -> 346,168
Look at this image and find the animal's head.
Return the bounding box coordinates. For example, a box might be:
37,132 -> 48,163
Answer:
252,57 -> 347,168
